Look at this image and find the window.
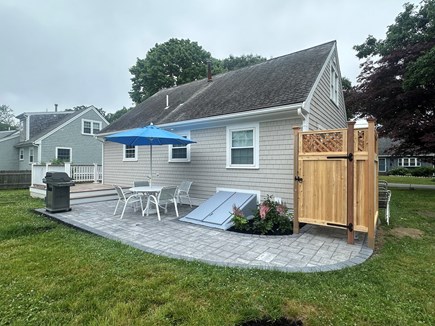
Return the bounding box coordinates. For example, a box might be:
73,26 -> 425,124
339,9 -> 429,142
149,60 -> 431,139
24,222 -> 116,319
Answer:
227,124 -> 259,169
19,148 -> 24,160
379,158 -> 386,172
82,119 -> 102,135
169,135 -> 191,162
56,147 -> 72,162
330,59 -> 339,105
398,157 -> 421,167
123,145 -> 137,161
29,148 -> 34,163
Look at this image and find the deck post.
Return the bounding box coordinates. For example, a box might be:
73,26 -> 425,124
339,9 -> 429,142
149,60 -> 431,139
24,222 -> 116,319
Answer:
292,126 -> 301,234
367,118 -> 377,249
347,121 -> 355,245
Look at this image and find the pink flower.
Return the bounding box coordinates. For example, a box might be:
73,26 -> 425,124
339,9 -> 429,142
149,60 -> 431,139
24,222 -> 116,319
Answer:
259,204 -> 270,219
277,204 -> 287,216
232,204 -> 244,217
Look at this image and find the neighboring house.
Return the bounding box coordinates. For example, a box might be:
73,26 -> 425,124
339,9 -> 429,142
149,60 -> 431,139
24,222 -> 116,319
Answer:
0,130 -> 20,170
99,41 -> 347,206
10,106 -> 109,170
378,137 -> 434,174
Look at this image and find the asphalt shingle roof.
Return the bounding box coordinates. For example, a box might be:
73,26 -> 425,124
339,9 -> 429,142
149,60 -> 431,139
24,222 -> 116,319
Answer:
101,41 -> 335,134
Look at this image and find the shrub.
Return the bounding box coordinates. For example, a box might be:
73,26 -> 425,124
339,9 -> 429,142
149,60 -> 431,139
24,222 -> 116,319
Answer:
231,195 -> 293,235
410,167 -> 434,177
388,167 -> 411,176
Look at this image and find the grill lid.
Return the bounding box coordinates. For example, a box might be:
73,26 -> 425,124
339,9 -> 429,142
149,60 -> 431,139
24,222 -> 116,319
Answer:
43,172 -> 74,184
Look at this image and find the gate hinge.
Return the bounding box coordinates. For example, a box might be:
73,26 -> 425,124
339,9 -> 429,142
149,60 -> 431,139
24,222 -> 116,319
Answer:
294,176 -> 303,183
327,222 -> 354,232
326,153 -> 353,161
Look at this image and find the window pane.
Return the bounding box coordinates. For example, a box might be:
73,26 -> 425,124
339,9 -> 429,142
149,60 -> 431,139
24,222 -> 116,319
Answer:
379,158 -> 386,172
125,145 -> 136,159
231,148 -> 253,164
172,148 -> 187,159
83,121 -> 91,134
232,130 -> 253,147
92,122 -> 100,134
57,149 -> 70,161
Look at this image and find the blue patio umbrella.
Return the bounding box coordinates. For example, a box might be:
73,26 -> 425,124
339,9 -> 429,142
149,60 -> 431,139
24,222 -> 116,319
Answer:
105,124 -> 196,184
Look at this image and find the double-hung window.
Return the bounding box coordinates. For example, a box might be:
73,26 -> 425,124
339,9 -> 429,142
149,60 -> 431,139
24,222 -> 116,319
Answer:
29,148 -> 34,163
82,119 -> 102,135
169,134 -> 191,162
19,148 -> 24,160
227,124 -> 259,168
56,147 -> 71,162
123,145 -> 137,161
378,158 -> 386,172
398,157 -> 421,167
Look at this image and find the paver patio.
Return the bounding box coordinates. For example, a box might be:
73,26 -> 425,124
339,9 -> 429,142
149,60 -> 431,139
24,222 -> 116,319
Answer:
37,200 -> 373,273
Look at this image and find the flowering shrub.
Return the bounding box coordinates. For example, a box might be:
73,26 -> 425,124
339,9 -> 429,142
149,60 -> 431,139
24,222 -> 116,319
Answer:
231,195 -> 293,235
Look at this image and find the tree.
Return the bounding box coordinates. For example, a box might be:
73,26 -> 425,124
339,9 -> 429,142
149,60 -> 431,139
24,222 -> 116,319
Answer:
348,0 -> 435,154
221,54 -> 267,71
341,77 -> 355,119
0,105 -> 18,131
67,105 -> 107,120
129,39 -> 214,104
105,107 -> 132,123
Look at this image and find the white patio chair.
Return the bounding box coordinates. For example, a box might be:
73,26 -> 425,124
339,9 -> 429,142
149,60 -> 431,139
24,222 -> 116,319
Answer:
113,185 -> 143,219
177,181 -> 193,207
147,186 -> 178,221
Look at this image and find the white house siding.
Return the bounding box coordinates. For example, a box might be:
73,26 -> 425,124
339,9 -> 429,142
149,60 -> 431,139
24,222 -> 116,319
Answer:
40,110 -> 108,164
0,135 -> 19,170
308,51 -> 347,130
103,118 -> 300,207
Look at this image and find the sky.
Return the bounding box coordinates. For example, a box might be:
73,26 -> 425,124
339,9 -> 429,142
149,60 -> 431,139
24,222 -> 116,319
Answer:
0,0 -> 419,115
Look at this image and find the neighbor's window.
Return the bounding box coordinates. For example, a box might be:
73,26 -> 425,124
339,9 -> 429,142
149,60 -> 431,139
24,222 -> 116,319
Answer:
123,145 -> 137,161
56,147 -> 71,162
378,158 -> 386,172
29,148 -> 34,163
169,135 -> 191,162
330,59 -> 339,105
82,119 -> 102,135
19,148 -> 24,160
398,157 -> 421,167
227,124 -> 259,168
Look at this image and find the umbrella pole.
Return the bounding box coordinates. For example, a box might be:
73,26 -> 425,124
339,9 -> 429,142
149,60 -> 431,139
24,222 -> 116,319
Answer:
149,145 -> 153,186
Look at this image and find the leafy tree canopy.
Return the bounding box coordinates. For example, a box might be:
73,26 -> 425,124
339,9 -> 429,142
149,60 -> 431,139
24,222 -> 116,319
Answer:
348,0 -> 435,154
105,107 -> 132,124
0,105 -> 18,131
129,38 -> 267,104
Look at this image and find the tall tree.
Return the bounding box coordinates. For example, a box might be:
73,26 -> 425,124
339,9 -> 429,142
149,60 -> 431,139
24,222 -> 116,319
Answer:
221,54 -> 267,71
349,0 -> 435,154
105,107 -> 132,123
0,105 -> 18,131
129,39 -> 214,104
341,77 -> 355,120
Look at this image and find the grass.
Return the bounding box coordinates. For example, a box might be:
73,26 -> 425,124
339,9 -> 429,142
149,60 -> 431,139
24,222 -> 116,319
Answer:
0,189 -> 434,325
380,175 -> 435,185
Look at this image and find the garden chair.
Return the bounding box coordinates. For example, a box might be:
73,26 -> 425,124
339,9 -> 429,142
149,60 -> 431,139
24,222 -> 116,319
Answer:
113,185 -> 143,219
378,180 -> 391,225
147,186 -> 179,221
177,180 -> 193,207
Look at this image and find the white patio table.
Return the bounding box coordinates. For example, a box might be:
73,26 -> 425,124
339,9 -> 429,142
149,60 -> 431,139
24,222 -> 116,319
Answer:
129,186 -> 163,217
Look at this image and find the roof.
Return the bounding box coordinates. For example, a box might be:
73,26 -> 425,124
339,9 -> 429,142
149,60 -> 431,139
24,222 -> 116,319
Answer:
101,41 -> 336,134
0,130 -> 19,140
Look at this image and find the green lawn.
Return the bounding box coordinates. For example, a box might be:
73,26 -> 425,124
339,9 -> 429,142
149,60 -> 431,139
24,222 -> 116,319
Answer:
0,189 -> 434,325
380,175 -> 435,185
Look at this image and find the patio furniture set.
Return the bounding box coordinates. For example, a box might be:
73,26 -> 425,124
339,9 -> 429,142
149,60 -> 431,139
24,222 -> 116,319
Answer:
113,180 -> 193,220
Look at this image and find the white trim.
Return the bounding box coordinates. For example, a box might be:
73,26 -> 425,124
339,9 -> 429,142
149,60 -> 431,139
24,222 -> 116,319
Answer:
226,122 -> 259,169
19,148 -> 24,160
168,131 -> 191,162
379,158 -> 387,172
216,187 -> 261,203
55,147 -> 72,162
82,118 -> 102,135
25,116 -> 30,141
123,144 -> 138,161
398,157 -> 421,167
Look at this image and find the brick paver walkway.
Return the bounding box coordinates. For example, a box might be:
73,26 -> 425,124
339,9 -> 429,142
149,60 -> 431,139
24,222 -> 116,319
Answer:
37,201 -> 373,273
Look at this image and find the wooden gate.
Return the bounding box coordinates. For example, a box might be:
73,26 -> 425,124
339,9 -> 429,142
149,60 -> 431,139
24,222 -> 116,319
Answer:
293,119 -> 378,248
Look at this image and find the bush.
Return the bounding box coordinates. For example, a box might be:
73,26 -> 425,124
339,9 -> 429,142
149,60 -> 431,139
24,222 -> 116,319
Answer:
410,167 -> 434,177
231,195 -> 293,235
388,168 -> 411,176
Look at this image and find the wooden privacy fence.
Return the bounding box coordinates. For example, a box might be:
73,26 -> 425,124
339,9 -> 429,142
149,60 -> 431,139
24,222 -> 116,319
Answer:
0,170 -> 31,189
293,119 -> 378,248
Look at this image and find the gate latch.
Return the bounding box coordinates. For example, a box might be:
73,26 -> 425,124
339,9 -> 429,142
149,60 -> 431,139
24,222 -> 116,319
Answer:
294,176 -> 303,183
326,153 -> 353,161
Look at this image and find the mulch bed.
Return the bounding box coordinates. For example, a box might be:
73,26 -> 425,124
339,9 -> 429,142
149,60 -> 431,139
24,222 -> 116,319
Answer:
238,317 -> 303,326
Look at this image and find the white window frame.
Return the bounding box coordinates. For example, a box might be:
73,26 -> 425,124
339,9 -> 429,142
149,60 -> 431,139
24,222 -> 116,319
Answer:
29,148 -> 34,163
330,59 -> 339,106
398,157 -> 421,167
19,148 -> 24,161
55,147 -> 72,162
82,119 -> 102,135
168,132 -> 191,162
226,123 -> 259,169
123,145 -> 138,161
378,158 -> 386,172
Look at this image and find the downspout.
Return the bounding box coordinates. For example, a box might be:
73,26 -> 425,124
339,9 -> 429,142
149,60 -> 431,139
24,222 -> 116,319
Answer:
297,102 -> 309,131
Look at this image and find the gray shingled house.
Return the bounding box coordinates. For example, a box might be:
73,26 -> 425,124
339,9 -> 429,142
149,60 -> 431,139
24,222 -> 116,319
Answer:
5,106 -> 109,170
99,41 -> 347,206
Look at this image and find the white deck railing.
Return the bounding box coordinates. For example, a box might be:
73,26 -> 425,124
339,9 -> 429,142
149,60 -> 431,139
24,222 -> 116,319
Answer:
31,163 -> 102,185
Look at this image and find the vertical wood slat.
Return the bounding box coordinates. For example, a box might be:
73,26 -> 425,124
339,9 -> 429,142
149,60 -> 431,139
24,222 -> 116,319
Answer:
292,126 -> 301,234
367,118 -> 377,248
347,121 -> 355,244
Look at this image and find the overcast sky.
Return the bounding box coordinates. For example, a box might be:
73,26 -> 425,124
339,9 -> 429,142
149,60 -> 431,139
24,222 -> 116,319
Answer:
0,0 -> 418,115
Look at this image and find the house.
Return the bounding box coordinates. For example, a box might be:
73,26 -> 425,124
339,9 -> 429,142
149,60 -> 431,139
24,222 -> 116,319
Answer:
99,41 -> 347,207
378,137 -> 434,175
0,106 -> 109,171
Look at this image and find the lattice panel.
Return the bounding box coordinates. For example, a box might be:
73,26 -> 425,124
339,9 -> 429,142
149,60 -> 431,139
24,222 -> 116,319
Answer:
302,132 -> 344,153
355,130 -> 368,152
